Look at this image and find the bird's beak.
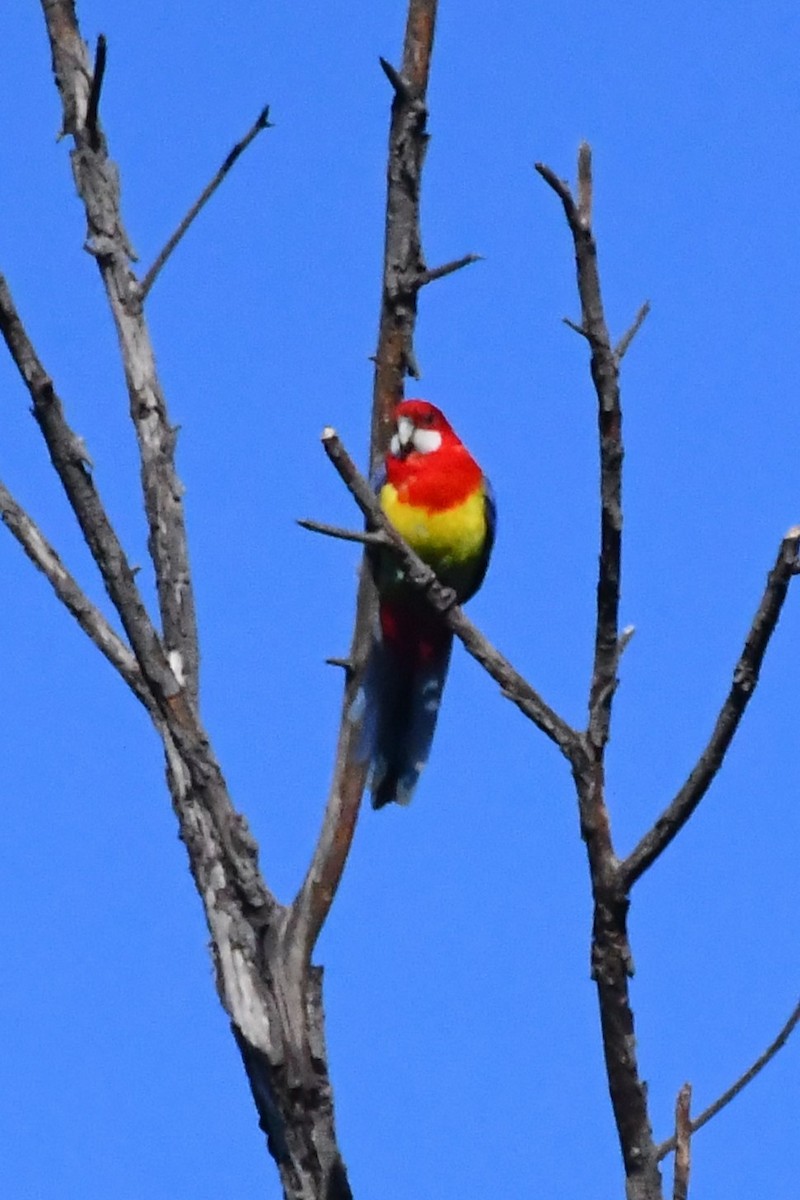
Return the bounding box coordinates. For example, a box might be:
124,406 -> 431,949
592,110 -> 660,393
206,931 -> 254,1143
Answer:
391,415 -> 415,458
397,416 -> 414,449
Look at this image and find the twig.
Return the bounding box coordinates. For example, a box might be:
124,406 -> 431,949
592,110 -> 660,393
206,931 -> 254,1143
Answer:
85,34 -> 106,152
416,253 -> 482,288
297,518 -> 389,547
656,996 -> 800,1162
289,0 -> 441,968
316,428 -> 583,759
0,479 -> 152,710
537,143 -> 623,755
615,301 -> 651,363
672,1084 -> 692,1200
622,527 -> 800,888
138,104 -> 272,301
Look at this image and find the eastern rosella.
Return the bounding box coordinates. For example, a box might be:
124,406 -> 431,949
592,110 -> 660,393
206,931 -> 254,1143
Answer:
363,399 -> 495,808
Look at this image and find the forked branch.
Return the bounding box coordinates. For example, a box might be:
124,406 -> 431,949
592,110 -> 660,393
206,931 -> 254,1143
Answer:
42,3 -> 200,705
0,272 -> 180,706
656,995 -> 800,1162
538,146 -> 661,1200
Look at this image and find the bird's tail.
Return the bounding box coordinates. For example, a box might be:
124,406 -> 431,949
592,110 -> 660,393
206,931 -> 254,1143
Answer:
362,601 -> 453,808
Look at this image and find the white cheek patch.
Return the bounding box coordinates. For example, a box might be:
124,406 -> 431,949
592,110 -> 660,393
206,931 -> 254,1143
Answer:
390,433 -> 401,456
397,416 -> 415,448
412,428 -> 442,455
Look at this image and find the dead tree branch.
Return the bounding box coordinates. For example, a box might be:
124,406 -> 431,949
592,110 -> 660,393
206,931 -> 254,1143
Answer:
372,0 -> 447,454
615,301 -> 651,364
0,478 -> 150,708
416,252 -> 483,288
0,272 -> 179,706
537,143 -> 627,753
622,528 -> 800,888
139,104 -> 273,301
29,5 -> 353,1196
288,0 -> 444,966
672,1085 -> 692,1200
43,1 -> 200,706
656,995 -> 800,1162
537,146 -> 662,1200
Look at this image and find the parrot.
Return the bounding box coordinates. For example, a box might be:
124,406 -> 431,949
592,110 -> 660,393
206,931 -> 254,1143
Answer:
362,398 -> 495,808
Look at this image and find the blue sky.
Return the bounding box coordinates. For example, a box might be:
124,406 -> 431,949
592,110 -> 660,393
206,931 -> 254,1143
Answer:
0,2 -> 798,1197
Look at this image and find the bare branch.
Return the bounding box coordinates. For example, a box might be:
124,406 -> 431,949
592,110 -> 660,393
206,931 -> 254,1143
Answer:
297,517 -> 389,547
41,4 -> 201,704
615,301 -> 651,363
537,146 -> 622,755
0,479 -> 153,710
562,315 -> 587,338
672,1084 -> 692,1200
138,104 -> 272,301
577,141 -> 593,224
540,145 -> 663,1200
534,163 -> 574,212
416,253 -> 482,288
0,272 -> 179,706
370,0 -> 439,461
657,996 -> 800,1162
289,0 -> 442,970
622,528 -> 800,888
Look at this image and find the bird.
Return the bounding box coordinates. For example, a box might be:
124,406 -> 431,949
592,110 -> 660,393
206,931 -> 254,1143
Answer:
362,398 -> 495,808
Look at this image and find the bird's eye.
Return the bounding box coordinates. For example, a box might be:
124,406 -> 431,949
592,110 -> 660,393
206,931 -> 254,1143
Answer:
421,412 -> 434,426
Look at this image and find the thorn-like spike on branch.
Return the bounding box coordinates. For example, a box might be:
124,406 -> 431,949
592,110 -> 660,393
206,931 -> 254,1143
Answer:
86,34 -> 107,151
562,316 -> 588,339
416,253 -> 483,288
325,657 -> 353,672
615,301 -> 651,362
379,56 -> 412,98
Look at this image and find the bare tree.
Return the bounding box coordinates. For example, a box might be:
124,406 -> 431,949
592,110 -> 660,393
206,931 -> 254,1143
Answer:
2,3 -> 798,1199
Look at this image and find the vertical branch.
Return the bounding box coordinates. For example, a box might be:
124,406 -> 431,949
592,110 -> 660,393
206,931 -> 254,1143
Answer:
289,0 -> 440,961
537,149 -> 662,1200
41,0 -> 201,706
372,0 -> 439,463
672,1085 -> 692,1200
570,143 -> 623,750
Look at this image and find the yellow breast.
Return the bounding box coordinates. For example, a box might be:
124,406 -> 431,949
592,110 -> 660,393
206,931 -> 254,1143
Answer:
380,482 -> 488,577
